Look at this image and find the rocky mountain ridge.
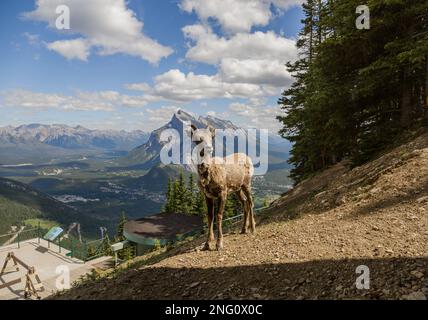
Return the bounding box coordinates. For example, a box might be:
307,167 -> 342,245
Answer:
0,124 -> 149,151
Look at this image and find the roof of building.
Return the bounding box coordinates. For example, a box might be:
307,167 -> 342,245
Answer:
123,213 -> 204,246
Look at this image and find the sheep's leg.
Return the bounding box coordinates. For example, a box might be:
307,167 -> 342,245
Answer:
243,186 -> 256,233
237,190 -> 249,234
216,193 -> 227,251
203,197 -> 215,251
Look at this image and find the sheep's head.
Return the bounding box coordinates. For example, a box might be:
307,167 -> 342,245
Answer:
190,124 -> 215,161
197,162 -> 210,185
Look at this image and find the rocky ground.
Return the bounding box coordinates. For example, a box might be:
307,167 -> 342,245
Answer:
53,131 -> 428,300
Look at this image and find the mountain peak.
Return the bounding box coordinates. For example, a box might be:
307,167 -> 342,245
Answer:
19,123 -> 43,129
172,109 -> 195,123
199,115 -> 239,130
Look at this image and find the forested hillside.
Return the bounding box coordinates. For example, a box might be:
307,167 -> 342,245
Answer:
162,172 -> 244,219
278,0 -> 428,183
0,177 -> 96,236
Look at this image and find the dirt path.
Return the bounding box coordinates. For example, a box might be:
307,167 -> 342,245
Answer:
54,132 -> 428,300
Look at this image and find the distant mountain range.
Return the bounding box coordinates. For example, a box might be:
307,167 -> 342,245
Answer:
0,113 -> 293,235
0,124 -> 149,150
119,110 -> 292,171
0,124 -> 149,165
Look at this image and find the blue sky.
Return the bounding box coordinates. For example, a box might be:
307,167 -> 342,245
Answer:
0,0 -> 303,132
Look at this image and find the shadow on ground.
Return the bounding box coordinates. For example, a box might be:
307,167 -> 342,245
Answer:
53,256 -> 427,300
347,182 -> 428,219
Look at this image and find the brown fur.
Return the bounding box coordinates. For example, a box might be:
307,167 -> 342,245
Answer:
191,125 -> 255,251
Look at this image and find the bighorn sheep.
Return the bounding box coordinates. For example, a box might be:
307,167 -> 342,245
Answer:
190,124 -> 255,251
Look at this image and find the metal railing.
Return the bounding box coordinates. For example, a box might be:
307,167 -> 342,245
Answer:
222,206 -> 267,227
0,223 -> 108,262
0,207 -> 270,261
0,227 -> 41,249
203,206 -> 268,233
84,238 -> 107,261
58,236 -> 109,262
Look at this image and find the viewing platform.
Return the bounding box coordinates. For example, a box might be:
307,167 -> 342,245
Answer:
0,238 -> 109,300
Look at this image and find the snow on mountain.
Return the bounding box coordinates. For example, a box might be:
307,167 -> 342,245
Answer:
122,110 -> 290,170
0,124 -> 149,151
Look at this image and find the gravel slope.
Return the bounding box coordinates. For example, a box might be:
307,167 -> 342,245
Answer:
54,132 -> 428,300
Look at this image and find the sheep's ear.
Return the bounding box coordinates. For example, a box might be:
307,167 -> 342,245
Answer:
208,125 -> 216,137
191,124 -> 198,132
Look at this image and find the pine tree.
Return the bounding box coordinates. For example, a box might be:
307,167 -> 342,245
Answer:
165,173 -> 197,214
163,178 -> 174,213
113,212 -> 135,261
211,192 -> 241,221
86,244 -> 96,259
225,193 -> 242,218
177,172 -> 187,212
278,0 -> 427,183
100,234 -> 112,256
186,174 -> 196,215
120,243 -> 135,261
115,211 -> 127,242
172,179 -> 180,212
194,190 -> 207,216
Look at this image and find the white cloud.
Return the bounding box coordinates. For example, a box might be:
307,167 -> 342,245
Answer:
219,58 -> 292,86
127,69 -> 271,102
183,27 -> 297,65
229,102 -> 282,131
180,0 -> 303,33
2,89 -> 68,109
144,106 -> 183,125
23,0 -> 173,63
124,83 -> 152,92
154,69 -> 266,101
182,26 -> 297,87
126,27 -> 298,102
136,107 -> 204,131
11,0 -> 299,129
0,89 -> 150,112
46,38 -> 90,61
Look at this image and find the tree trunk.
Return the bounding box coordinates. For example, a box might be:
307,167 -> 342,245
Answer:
400,71 -> 412,128
425,54 -> 428,108
309,10 -> 313,61
317,0 -> 322,45
424,54 -> 428,123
